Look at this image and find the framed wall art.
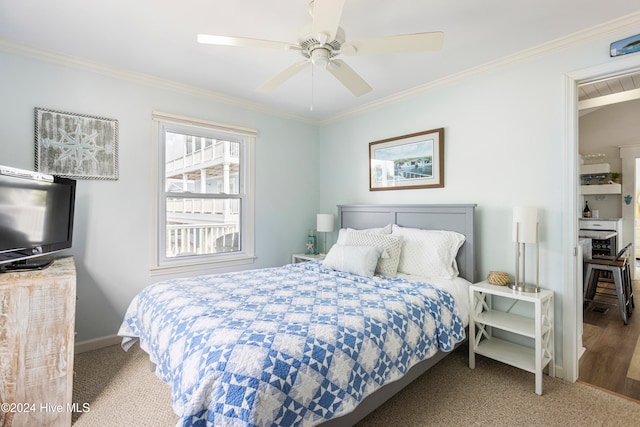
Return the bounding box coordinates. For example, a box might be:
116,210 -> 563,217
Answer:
35,107 -> 119,180
369,128 -> 444,191
610,33 -> 640,57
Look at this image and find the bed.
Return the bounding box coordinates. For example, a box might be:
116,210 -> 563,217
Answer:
118,204 -> 476,426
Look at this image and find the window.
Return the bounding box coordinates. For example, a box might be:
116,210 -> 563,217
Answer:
152,112 -> 255,273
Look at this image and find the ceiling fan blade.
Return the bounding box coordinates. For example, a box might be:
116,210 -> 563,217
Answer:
257,60 -> 310,92
341,31 -> 444,56
312,0 -> 345,43
326,59 -> 372,96
197,34 -> 298,51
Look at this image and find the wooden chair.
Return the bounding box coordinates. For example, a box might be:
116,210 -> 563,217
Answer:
583,242 -> 634,325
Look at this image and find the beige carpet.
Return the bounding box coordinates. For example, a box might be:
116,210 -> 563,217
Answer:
73,343 -> 640,426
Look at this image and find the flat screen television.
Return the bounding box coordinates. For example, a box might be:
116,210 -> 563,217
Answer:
0,165 -> 76,272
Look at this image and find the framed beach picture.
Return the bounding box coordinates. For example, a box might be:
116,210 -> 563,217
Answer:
369,128 -> 444,191
35,107 -> 119,180
610,33 -> 640,57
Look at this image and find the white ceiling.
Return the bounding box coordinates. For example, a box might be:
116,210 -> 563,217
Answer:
1,0 -> 639,121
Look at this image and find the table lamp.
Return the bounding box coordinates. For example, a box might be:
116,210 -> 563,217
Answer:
316,214 -> 334,255
511,206 -> 540,293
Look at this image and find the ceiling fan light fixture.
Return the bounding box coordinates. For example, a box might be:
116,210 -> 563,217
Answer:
310,48 -> 330,67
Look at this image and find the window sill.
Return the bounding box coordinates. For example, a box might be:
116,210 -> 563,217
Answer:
149,255 -> 256,276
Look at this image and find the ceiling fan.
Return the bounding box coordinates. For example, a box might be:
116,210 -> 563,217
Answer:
197,0 -> 444,97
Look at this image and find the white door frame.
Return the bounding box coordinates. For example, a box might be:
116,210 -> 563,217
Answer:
620,145 -> 640,280
562,55 -> 640,382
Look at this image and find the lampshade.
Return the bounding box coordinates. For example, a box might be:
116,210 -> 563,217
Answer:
316,214 -> 334,233
512,206 -> 538,244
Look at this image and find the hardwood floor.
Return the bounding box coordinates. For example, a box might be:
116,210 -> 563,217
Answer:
579,280 -> 640,400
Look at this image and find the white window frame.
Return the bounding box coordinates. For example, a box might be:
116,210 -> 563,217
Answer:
150,112 -> 255,274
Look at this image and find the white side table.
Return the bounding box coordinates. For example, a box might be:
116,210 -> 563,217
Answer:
469,280 -> 554,395
291,253 -> 326,263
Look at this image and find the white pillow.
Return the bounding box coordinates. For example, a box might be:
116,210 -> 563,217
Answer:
391,225 -> 466,279
336,224 -> 392,245
322,245 -> 382,277
343,230 -> 403,277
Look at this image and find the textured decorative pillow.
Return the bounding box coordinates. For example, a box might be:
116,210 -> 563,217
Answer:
322,244 -> 382,277
391,225 -> 466,279
336,224 -> 392,245
343,230 -> 403,277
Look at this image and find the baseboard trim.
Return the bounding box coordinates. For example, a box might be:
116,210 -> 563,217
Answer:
75,334 -> 121,354
554,364 -> 565,381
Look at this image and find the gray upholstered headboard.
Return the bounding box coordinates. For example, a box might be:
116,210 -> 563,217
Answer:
337,204 -> 476,282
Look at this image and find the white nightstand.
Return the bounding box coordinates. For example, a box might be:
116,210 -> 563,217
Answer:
468,280 -> 554,395
291,253 -> 326,263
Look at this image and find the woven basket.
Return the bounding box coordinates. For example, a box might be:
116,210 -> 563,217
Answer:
487,271 -> 510,286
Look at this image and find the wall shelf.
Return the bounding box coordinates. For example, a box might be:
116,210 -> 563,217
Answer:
579,163 -> 621,194
580,163 -> 610,175
580,183 -> 621,195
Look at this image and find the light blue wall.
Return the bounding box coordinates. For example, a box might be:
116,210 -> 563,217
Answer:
0,50 -> 319,341
317,23 -> 640,363
3,17 -> 640,357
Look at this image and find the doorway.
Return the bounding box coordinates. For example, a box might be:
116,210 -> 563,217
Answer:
562,55 -> 640,386
575,71 -> 640,399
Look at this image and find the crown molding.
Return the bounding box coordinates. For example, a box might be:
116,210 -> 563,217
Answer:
321,11 -> 640,125
3,10 -> 640,128
0,38 -> 318,125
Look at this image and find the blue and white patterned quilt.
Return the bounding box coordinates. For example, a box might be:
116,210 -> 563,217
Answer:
118,261 -> 465,427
